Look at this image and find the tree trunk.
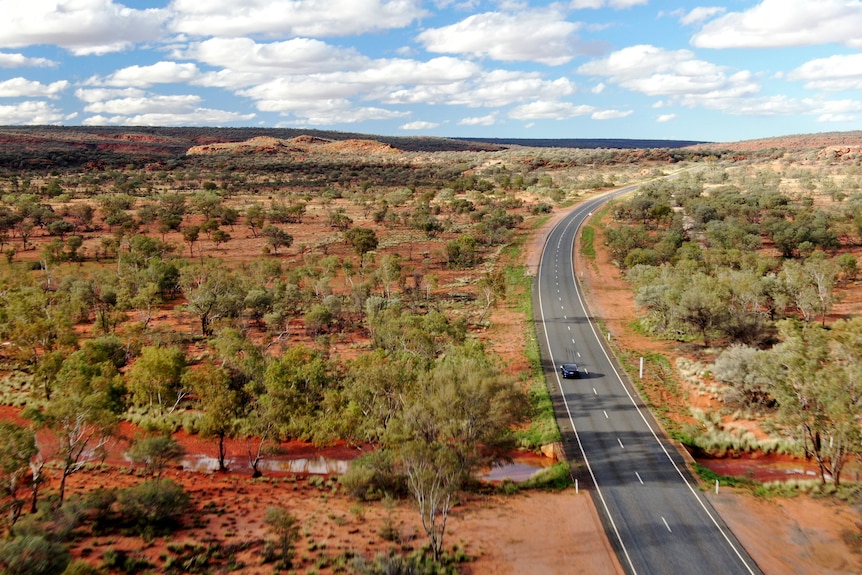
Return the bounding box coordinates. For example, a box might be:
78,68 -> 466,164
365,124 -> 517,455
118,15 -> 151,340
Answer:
217,433 -> 228,472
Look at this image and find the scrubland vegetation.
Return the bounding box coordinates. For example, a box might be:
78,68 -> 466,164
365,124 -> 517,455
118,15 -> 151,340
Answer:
0,130 -> 687,573
0,126 -> 859,572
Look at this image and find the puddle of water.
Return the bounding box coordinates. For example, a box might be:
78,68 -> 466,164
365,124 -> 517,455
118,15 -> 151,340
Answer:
261,457 -> 350,475
182,453 -> 544,482
483,462 -> 547,483
181,454 -> 349,475
182,455 -> 237,473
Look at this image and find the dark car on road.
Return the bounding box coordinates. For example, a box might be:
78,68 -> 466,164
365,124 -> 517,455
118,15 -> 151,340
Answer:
560,363 -> 580,378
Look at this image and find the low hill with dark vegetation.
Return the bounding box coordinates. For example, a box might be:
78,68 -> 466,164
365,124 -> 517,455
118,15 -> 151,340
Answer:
0,126 -> 506,170
0,126 -> 715,172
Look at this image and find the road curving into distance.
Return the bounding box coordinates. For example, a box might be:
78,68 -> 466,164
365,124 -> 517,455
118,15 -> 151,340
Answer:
533,183 -> 763,575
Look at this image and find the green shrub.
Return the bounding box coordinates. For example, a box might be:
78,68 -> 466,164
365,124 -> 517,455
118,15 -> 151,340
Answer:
61,560 -> 104,575
264,507 -> 300,569
351,550 -> 461,575
83,488 -> 118,534
100,549 -> 152,574
116,479 -> 190,536
0,535 -> 70,575
339,450 -> 406,500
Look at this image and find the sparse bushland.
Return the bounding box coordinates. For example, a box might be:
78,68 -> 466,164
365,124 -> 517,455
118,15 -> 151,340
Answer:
4,135 -> 663,568
5,128 -> 859,568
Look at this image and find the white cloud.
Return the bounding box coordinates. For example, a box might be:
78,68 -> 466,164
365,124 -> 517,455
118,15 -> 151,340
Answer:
818,113 -> 857,122
718,95 -> 808,116
692,0 -> 862,49
0,100 -> 66,124
243,90 -> 407,125
182,37 -> 367,75
0,78 -> 68,99
169,0 -> 426,38
75,88 -> 147,103
77,85 -> 255,126
400,121 -> 440,130
0,0 -> 167,55
788,54 -> 862,91
344,57 -> 480,86
458,113 -> 497,126
657,113 -> 676,122
509,100 -> 595,120
591,82 -> 605,94
237,58 -> 477,105
570,0 -> 647,8
83,108 -> 256,126
235,54 -> 486,117
678,7 -> 726,26
183,37 -> 482,106
384,70 -> 575,108
671,94 -> 862,120
98,62 -> 201,88
240,78 -> 364,104
812,98 -> 862,117
417,8 -> 582,65
0,52 -> 57,68
591,109 -> 632,120
194,70 -> 270,91
291,104 -> 409,125
83,94 -> 204,115
578,45 -> 760,101
434,0 -> 482,9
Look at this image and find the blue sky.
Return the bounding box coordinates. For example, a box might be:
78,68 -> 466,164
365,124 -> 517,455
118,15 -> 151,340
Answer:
1,1 -> 861,142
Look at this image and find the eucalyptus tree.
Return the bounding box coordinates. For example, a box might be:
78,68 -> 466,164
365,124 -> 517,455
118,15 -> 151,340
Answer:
184,359 -> 240,472
126,435 -> 185,478
0,422 -> 37,530
0,285 -> 77,380
384,342 -> 529,560
674,272 -> 730,346
261,346 -> 334,442
344,226 -> 378,257
339,350 -> 422,445
26,349 -> 125,505
477,268 -> 506,325
179,261 -> 247,336
781,257 -> 836,324
211,328 -> 271,475
757,320 -> 862,485
262,225 -> 293,255
125,345 -> 187,413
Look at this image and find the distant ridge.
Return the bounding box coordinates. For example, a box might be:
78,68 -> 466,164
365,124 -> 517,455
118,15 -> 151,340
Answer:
452,137 -> 710,149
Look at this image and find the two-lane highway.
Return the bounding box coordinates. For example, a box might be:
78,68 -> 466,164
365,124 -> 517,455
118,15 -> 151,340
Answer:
534,186 -> 761,575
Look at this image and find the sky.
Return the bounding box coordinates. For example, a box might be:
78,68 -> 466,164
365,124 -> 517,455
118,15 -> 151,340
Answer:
0,1 -> 861,142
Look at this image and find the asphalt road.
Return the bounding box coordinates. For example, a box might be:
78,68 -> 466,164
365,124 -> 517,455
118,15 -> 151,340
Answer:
534,185 -> 762,575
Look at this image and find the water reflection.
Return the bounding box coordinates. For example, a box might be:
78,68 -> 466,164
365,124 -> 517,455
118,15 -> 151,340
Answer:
181,454 -> 349,475
483,462 -> 547,483
181,453 -> 545,482
261,457 -> 349,475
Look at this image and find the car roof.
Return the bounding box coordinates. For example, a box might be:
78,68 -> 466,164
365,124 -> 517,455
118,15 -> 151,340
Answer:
561,363 -> 579,368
